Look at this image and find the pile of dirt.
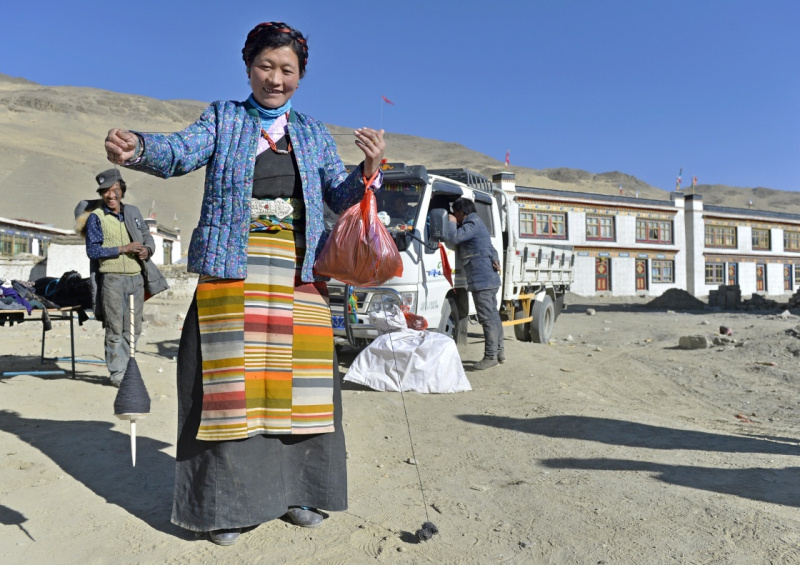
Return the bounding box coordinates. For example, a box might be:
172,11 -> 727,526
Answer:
645,288 -> 708,310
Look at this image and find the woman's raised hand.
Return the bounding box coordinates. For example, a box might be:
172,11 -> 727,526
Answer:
354,127 -> 386,178
105,128 -> 139,164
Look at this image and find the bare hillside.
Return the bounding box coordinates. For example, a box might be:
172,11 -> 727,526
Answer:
2,73 -> 797,242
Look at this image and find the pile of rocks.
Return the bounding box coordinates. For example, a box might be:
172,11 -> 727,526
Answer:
646,288 -> 707,311
738,293 -> 779,311
708,284 -> 741,309
708,284 -> 779,311
786,288 -> 800,310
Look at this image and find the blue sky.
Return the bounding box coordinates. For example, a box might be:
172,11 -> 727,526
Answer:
2,0 -> 799,192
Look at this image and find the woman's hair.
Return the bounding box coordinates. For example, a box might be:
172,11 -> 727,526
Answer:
242,22 -> 309,77
452,197 -> 476,216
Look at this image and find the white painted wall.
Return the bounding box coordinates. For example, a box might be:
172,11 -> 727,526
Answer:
46,244 -> 90,278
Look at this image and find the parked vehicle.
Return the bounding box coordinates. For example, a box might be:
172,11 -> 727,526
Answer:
328,164 -> 574,349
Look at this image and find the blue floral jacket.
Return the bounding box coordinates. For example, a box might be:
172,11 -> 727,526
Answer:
125,100 -> 367,281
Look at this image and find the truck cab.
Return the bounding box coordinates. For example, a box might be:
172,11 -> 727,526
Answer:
327,164 -> 573,350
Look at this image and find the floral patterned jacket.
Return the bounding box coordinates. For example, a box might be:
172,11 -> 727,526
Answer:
125,99 -> 367,281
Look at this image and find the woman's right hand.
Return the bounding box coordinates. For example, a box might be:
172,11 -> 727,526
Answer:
105,128 -> 138,164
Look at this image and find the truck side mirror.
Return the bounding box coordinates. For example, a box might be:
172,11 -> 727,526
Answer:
427,208 -> 449,242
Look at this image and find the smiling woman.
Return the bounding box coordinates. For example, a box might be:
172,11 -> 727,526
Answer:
102,21 -> 386,547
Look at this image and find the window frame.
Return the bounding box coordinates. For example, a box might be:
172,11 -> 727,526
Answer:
751,228 -> 771,251
635,219 -> 673,244
586,215 -> 615,241
705,262 -> 725,284
520,211 -> 568,239
785,231 -> 800,251
704,225 -> 737,248
651,260 -> 674,283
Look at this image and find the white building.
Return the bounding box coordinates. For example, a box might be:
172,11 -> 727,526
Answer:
497,175 -> 800,298
0,215 -> 181,281
685,194 -> 800,297
509,184 -> 686,297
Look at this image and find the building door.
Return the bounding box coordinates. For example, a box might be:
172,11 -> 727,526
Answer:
635,259 -> 647,290
785,265 -> 792,291
727,263 -> 737,285
756,264 -> 766,292
596,257 -> 610,291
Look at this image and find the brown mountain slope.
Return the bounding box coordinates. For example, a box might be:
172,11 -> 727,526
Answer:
2,73 -> 797,244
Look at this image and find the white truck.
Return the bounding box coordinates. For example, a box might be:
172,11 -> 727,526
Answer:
328,164 -> 574,349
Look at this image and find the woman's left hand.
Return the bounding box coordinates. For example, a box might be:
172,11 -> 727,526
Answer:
354,128 -> 386,179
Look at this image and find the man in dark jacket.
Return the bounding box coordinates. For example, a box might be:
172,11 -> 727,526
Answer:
75,169 -> 167,386
446,197 -> 505,370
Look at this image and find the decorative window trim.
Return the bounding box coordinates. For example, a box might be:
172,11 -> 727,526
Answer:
586,215 -> 615,241
705,262 -> 725,284
520,211 -> 568,239
636,219 -> 673,244
651,259 -> 674,283
705,225 -> 737,248
751,228 -> 771,251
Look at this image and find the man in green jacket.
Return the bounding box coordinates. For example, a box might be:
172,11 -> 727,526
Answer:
78,169 -> 166,386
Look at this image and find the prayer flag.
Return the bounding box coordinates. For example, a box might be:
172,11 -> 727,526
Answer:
381,95 -> 395,105
504,150 -> 510,169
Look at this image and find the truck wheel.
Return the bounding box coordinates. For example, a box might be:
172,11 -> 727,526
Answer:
513,305 -> 532,342
531,295 -> 555,343
438,297 -> 460,340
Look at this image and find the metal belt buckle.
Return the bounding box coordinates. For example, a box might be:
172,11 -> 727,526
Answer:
250,198 -> 294,220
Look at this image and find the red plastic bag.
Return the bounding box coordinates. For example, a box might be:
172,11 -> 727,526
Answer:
403,311 -> 428,331
314,188 -> 403,286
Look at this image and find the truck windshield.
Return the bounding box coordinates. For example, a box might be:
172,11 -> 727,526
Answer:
376,181 -> 424,232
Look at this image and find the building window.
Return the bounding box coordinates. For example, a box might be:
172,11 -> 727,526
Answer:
651,260 -> 674,283
705,225 -> 736,248
752,228 -> 770,250
520,211 -> 567,239
785,231 -> 800,251
0,234 -> 13,256
0,233 -> 31,257
163,241 -> 173,266
705,262 -> 725,284
636,219 -> 673,244
586,216 -> 615,241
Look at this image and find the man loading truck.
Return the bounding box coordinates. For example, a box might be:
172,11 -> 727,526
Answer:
446,197 -> 505,370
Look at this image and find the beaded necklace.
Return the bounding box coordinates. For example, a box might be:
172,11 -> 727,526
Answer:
261,111 -> 292,154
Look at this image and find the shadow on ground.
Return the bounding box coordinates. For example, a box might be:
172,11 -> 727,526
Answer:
0,409 -> 189,538
459,413 -> 800,507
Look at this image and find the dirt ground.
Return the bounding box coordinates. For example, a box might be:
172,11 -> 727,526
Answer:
2,291 -> 800,564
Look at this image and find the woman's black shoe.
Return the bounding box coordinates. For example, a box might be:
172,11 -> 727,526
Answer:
209,528 -> 241,546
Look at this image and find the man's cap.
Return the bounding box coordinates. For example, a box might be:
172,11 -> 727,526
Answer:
96,169 -> 124,192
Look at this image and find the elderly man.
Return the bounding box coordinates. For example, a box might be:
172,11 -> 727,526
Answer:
445,197 -> 505,370
77,169 -> 166,386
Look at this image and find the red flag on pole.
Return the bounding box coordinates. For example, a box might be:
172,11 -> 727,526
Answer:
381,95 -> 395,105
504,150 -> 510,169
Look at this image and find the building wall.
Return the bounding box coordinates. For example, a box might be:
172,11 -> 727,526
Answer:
523,194 -> 684,297
46,243 -> 91,278
0,256 -> 46,282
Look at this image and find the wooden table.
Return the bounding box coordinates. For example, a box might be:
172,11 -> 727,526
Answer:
0,305 -> 89,378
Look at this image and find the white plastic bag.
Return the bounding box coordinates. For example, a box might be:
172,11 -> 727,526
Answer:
344,330 -> 471,393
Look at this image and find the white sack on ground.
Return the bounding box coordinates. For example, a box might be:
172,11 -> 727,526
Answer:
344,330 -> 471,393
